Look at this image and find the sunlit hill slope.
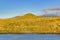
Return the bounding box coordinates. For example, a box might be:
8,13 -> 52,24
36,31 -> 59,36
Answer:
0,13 -> 60,33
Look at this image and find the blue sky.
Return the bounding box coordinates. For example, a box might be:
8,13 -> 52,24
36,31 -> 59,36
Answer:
0,0 -> 60,18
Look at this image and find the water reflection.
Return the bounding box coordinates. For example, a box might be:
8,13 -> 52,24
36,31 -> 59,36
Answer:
0,34 -> 60,40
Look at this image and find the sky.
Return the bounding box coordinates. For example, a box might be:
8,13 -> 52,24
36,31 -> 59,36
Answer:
0,0 -> 60,18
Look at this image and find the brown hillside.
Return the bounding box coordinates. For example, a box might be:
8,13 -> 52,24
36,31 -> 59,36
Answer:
0,13 -> 60,33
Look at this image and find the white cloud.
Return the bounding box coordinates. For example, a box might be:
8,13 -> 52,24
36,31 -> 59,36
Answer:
42,7 -> 60,16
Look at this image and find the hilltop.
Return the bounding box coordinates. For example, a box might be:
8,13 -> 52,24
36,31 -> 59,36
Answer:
0,13 -> 60,33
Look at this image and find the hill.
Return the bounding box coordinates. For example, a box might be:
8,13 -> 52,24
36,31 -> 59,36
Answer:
0,13 -> 60,33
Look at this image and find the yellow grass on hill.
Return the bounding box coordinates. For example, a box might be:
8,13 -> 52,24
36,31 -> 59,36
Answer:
0,13 -> 60,33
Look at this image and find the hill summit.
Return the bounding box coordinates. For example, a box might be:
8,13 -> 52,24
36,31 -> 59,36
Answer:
23,13 -> 36,16
21,13 -> 37,18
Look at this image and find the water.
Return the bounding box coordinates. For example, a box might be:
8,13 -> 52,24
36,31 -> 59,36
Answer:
0,34 -> 60,40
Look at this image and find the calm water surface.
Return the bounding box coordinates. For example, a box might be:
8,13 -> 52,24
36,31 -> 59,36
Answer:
0,34 -> 60,40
